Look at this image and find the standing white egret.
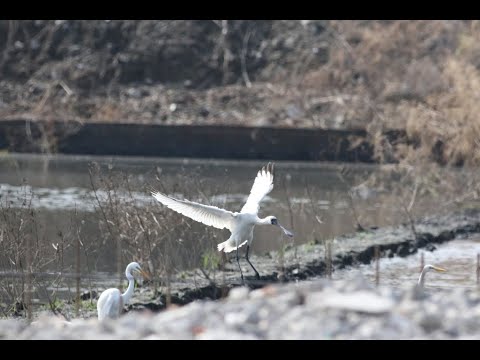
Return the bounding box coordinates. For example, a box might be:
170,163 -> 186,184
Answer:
151,162 -> 293,281
97,262 -> 149,321
417,264 -> 447,287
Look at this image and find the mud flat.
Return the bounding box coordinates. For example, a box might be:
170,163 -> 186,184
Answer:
4,208 -> 480,334
121,208 -> 480,313
31,209 -> 480,317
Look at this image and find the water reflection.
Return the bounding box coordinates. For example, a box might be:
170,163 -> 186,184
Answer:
335,238 -> 480,289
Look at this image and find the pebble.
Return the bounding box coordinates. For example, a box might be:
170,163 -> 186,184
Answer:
3,278 -> 480,339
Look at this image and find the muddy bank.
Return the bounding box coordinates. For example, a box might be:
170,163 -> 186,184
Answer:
123,208 -> 480,314
5,277 -> 480,339
6,208 -> 480,321
1,21 -> 479,166
0,119 -> 407,162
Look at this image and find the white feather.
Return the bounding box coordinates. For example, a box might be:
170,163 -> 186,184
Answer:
151,162 -> 292,271
97,262 -> 144,321
240,163 -> 274,214
151,191 -> 235,230
97,288 -> 123,320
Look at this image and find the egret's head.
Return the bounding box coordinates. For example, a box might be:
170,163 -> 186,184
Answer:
267,216 -> 293,237
126,262 -> 150,280
424,264 -> 447,273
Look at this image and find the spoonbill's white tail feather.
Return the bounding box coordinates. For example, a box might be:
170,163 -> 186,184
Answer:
241,162 -> 274,214
151,191 -> 235,231
217,239 -> 248,253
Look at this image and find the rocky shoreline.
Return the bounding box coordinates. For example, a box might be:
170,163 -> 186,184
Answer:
3,276 -> 480,339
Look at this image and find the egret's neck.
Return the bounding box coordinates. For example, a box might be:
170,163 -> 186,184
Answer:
417,268 -> 428,287
121,274 -> 135,304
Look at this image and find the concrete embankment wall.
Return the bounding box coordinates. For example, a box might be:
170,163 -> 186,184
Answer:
0,120 -> 406,162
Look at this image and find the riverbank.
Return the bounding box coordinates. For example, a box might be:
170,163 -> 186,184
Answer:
3,276 -> 480,339
125,208 -> 480,313
9,207 -> 479,322
0,119 -> 406,162
1,21 -> 480,165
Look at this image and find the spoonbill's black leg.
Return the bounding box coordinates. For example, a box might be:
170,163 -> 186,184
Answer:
246,244 -> 260,280
236,245 -> 244,283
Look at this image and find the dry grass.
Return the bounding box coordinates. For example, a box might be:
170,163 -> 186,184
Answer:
322,21 -> 480,167
403,58 -> 480,166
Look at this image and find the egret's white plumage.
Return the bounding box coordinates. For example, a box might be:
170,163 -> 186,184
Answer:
151,163 -> 293,281
417,264 -> 446,287
97,288 -> 123,320
97,262 -> 148,321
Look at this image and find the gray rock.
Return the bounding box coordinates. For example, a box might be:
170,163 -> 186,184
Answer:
3,277 -> 480,339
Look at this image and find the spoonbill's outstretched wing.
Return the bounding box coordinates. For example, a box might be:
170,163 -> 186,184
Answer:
151,191 -> 235,231
241,162 -> 274,214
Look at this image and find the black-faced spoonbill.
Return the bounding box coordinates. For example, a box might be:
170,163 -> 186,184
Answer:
417,264 -> 446,287
97,262 -> 149,320
150,163 -> 293,282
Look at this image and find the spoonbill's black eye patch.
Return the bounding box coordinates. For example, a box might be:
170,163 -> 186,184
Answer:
271,218 -> 278,225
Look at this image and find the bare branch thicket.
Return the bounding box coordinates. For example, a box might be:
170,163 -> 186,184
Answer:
0,185 -> 85,318
337,166 -> 365,232
240,30 -> 252,88
211,20 -> 232,86
399,177 -> 419,240
87,164 -> 228,299
281,175 -> 296,259
0,20 -> 18,71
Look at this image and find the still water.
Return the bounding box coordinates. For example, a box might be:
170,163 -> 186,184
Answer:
0,153 -> 477,309
336,237 -> 480,289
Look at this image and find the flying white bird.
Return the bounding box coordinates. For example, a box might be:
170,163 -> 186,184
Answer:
417,264 -> 446,287
151,162 -> 293,281
97,262 -> 149,320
